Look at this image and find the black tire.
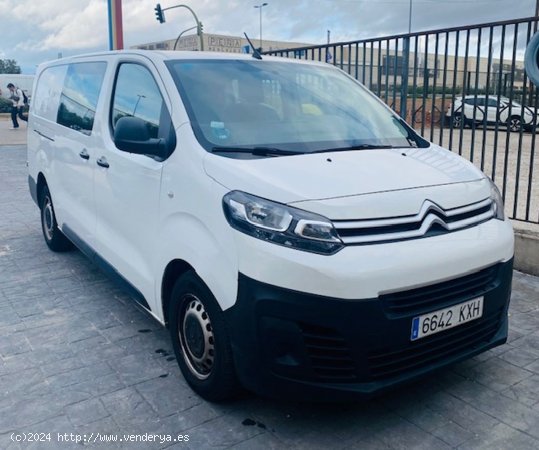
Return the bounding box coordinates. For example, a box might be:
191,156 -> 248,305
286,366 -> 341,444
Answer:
508,116 -> 522,133
452,113 -> 466,128
168,272 -> 240,402
40,185 -> 73,252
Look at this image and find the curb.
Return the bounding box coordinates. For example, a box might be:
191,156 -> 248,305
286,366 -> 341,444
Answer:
514,228 -> 539,277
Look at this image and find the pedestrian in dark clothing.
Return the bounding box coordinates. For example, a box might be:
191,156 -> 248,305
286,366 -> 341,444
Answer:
7,83 -> 27,129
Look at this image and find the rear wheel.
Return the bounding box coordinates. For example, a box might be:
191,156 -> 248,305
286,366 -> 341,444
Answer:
169,272 -> 240,401
40,185 -> 73,252
508,116 -> 522,132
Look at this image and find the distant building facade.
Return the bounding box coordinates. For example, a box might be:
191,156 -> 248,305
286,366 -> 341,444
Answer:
132,33 -> 312,54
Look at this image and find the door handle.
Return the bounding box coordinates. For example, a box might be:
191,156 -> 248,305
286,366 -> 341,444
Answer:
96,156 -> 110,168
79,149 -> 90,160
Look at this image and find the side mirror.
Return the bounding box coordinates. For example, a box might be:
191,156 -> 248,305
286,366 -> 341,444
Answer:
113,116 -> 166,158
525,32 -> 539,87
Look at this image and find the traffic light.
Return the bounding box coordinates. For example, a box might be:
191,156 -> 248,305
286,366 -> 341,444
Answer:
154,3 -> 165,23
197,22 -> 204,35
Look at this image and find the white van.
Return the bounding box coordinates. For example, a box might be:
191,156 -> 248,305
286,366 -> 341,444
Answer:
27,50 -> 514,401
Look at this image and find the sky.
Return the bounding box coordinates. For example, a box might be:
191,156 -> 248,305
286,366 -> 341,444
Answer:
0,0 -> 537,74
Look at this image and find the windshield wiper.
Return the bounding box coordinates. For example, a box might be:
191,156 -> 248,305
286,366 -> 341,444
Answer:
311,144 -> 396,154
212,146 -> 304,156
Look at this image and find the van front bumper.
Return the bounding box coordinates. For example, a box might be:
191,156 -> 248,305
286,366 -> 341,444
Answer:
224,259 -> 512,401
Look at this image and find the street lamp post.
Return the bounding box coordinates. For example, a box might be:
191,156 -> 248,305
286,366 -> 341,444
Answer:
400,0 -> 413,120
173,25 -> 198,50
133,94 -> 146,115
254,3 -> 268,51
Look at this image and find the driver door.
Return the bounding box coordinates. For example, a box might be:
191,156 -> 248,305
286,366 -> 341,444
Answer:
94,61 -> 174,308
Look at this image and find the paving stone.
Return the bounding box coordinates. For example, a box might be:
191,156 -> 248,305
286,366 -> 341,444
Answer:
430,421 -> 475,447
450,378 -> 539,439
452,356 -> 534,392
73,415 -> 122,445
459,422 -> 539,450
0,312 -> 23,330
525,358 -> 539,375
344,435 -> 393,450
45,362 -> 113,391
0,390 -> 89,433
58,372 -> 126,399
0,368 -> 51,400
22,415 -> 74,450
185,414 -> 266,449
498,346 -> 539,367
65,398 -> 110,427
108,354 -> 167,386
0,332 -> 32,357
372,416 -> 452,450
502,374 -> 539,407
226,432 -> 286,450
135,375 -> 199,417
100,387 -> 156,428
424,391 -> 500,434
155,401 -> 225,433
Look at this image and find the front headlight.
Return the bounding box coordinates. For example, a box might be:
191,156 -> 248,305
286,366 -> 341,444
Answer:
489,179 -> 505,220
223,191 -> 343,255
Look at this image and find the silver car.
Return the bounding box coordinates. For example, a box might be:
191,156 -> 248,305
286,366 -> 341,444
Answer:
446,95 -> 537,132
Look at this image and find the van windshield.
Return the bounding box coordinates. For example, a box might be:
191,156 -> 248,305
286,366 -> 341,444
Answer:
166,59 -> 424,156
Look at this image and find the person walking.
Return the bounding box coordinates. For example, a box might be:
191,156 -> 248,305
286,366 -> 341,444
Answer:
7,83 -> 27,129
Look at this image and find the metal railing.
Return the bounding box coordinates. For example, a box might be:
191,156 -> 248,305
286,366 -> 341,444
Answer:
264,17 -> 539,225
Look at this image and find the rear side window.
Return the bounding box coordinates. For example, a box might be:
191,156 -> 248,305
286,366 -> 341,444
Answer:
33,65 -> 68,122
57,62 -> 107,135
111,63 -> 165,139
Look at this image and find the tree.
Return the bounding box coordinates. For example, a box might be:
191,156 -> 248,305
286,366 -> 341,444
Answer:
0,59 -> 21,74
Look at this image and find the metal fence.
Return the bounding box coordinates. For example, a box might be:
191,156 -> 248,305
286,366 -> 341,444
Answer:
263,17 -> 539,225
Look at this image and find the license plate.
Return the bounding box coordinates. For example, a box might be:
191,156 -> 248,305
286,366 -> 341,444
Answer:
411,297 -> 484,341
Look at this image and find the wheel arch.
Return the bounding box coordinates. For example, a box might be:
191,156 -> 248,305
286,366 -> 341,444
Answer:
36,172 -> 48,207
161,259 -> 196,327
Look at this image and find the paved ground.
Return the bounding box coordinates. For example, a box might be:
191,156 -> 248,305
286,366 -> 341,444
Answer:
1,143 -> 539,450
0,116 -> 27,146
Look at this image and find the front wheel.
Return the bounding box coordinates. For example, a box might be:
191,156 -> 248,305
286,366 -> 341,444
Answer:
452,113 -> 466,128
169,272 -> 239,402
40,185 -> 73,252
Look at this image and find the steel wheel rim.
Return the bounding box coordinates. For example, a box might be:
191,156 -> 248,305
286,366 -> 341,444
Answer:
43,197 -> 54,241
453,116 -> 462,128
178,294 -> 215,380
510,118 -> 520,132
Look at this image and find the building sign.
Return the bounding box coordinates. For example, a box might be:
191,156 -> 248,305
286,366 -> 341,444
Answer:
207,36 -> 242,53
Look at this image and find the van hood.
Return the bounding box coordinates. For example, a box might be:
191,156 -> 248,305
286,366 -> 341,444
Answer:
203,144 -> 484,205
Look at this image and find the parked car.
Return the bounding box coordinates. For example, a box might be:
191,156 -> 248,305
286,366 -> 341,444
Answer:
446,95 -> 537,132
27,51 -> 514,402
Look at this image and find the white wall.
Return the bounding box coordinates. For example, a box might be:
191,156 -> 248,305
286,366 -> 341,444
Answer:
0,74 -> 35,98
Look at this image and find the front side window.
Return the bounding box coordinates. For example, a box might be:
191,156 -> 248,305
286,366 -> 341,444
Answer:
57,62 -> 107,135
167,59 -> 423,156
111,63 -> 165,140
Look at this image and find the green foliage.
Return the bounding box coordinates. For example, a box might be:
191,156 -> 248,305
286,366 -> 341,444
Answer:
0,97 -> 13,113
0,59 -> 21,74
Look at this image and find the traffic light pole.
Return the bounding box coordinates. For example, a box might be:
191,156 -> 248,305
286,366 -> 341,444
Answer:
155,3 -> 204,51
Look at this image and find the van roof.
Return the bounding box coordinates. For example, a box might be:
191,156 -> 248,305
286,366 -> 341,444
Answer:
38,49 -> 329,68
